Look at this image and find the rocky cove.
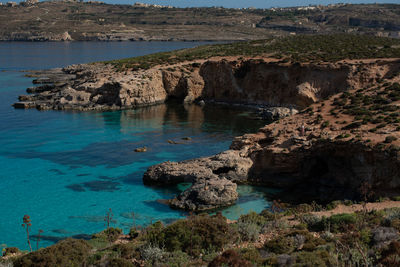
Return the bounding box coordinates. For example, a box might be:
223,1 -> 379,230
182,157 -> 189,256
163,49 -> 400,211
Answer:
14,57 -> 400,211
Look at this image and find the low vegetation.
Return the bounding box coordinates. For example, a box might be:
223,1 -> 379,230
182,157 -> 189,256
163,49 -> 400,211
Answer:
3,199 -> 400,266
105,34 -> 400,71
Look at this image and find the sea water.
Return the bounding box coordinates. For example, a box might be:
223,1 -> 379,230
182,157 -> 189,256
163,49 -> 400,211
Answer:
0,42 -> 272,250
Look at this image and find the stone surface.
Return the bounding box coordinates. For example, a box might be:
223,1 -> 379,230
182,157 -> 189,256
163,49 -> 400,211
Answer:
143,150 -> 253,186
260,107 -> 299,122
143,150 -> 252,211
15,58 -> 400,112
170,178 -> 239,211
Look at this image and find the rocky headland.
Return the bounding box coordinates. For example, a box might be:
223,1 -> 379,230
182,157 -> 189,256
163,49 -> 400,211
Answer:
14,35 -> 400,211
143,57 -> 400,210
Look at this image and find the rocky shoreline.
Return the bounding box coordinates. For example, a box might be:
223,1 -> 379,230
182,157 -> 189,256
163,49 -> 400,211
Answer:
14,57 -> 396,111
14,56 -> 400,211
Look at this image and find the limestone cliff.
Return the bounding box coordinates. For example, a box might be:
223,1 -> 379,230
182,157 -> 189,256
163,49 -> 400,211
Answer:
141,58 -> 400,210
14,58 -> 400,112
14,57 -> 400,210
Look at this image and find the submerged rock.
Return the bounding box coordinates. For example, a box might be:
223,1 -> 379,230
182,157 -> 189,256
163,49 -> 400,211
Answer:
134,146 -> 147,152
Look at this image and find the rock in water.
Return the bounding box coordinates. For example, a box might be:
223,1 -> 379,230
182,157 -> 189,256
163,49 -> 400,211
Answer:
170,178 -> 238,211
143,150 -> 253,185
143,150 -> 252,210
134,146 -> 147,152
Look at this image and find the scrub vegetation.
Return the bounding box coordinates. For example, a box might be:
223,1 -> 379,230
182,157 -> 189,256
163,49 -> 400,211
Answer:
3,198 -> 400,266
106,34 -> 400,71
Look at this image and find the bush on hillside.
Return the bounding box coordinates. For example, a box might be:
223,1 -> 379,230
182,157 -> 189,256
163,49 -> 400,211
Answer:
142,213 -> 238,256
13,238 -> 91,267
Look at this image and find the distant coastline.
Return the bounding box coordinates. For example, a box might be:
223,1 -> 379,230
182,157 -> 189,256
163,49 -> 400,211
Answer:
0,2 -> 399,41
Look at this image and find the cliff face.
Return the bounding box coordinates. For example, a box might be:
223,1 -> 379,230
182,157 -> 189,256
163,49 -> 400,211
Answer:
231,129 -> 400,203
140,58 -> 400,210
199,60 -> 353,107
14,58 -> 400,111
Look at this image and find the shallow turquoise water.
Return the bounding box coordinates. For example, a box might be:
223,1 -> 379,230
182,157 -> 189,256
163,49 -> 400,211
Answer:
0,42 -> 272,250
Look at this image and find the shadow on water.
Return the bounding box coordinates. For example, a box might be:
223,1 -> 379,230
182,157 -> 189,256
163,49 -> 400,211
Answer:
66,180 -> 121,192
30,233 -> 92,244
7,103 -> 264,168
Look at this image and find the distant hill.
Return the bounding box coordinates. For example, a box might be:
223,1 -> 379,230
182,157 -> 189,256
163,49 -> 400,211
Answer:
0,2 -> 399,41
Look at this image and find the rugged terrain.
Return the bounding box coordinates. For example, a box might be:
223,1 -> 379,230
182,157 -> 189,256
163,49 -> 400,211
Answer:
13,34 -> 400,212
3,200 -> 400,266
143,57 -> 400,209
4,31 -> 400,267
0,2 -> 400,41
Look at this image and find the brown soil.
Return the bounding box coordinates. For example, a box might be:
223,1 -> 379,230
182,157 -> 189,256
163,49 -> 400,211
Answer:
313,200 -> 400,218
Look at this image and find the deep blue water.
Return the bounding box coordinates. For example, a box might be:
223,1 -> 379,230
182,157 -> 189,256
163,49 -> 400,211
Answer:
0,42 -> 272,250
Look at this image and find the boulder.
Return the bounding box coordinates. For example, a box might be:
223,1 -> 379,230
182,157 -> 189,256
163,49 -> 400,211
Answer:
143,150 -> 253,186
170,178 -> 238,211
260,107 -> 298,122
143,150 -> 252,210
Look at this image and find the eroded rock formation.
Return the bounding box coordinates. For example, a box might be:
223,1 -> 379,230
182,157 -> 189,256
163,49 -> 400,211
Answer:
14,57 -> 400,210
143,150 -> 251,210
14,58 -> 400,112
141,58 -> 400,210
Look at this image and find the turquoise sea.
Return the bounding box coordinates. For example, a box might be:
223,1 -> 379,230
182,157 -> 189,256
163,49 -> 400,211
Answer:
0,42 -> 272,250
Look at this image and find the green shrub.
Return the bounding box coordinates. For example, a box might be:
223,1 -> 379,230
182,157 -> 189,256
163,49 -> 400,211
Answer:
265,229 -> 325,254
92,227 -> 122,243
321,121 -> 329,128
298,214 -> 322,229
107,258 -> 134,267
260,209 -> 278,221
111,243 -> 140,260
385,136 -> 398,143
389,219 -> 400,231
238,211 -> 267,226
328,213 -> 357,232
163,251 -> 191,267
143,213 -> 238,256
13,239 -> 91,267
236,212 -> 266,241
377,241 -> 400,266
342,121 -> 362,130
140,245 -> 165,265
391,196 -> 400,201
238,248 -> 265,265
236,221 -> 261,242
294,250 -> 336,267
128,227 -> 139,239
209,249 -> 252,267
264,236 -> 296,254
343,199 -> 354,206
326,200 -> 340,210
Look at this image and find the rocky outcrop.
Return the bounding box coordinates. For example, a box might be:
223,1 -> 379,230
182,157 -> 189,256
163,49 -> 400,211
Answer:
170,178 -> 238,211
14,58 -> 400,111
143,150 -> 252,211
144,150 -> 253,185
13,56 -> 400,210
14,64 -> 167,111
143,58 -> 400,209
259,107 -> 299,122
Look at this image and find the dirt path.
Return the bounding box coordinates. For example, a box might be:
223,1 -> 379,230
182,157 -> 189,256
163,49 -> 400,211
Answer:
312,200 -> 400,217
